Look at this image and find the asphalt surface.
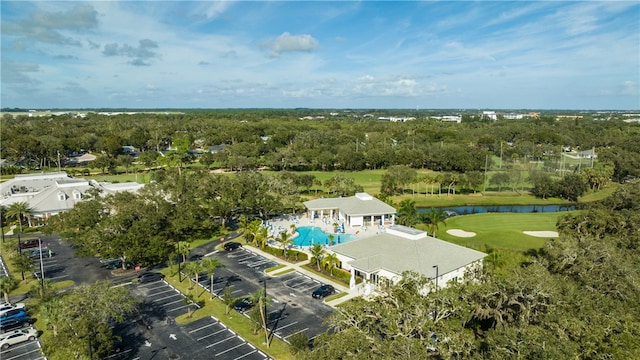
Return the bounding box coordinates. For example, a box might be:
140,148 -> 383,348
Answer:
199,247 -> 335,342
2,232 -> 333,359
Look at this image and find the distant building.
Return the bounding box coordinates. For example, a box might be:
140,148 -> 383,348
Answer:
0,172 -> 143,219
482,111 -> 497,120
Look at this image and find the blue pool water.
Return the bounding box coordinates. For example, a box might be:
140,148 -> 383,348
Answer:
293,226 -> 357,246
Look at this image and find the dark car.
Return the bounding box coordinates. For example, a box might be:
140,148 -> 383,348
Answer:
233,297 -> 254,312
137,272 -> 165,284
312,284 -> 335,299
0,309 -> 28,322
0,317 -> 32,333
224,242 -> 242,251
107,259 -> 134,270
17,239 -> 42,251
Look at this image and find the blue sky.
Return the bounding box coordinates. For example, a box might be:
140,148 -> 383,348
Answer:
1,1 -> 639,110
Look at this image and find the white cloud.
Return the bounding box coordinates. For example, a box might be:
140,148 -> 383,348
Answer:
265,32 -> 319,57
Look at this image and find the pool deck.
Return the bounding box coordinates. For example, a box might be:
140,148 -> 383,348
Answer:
265,214 -> 382,246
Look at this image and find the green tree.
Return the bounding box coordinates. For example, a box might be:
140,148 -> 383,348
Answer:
396,199 -> 418,226
322,252 -> 339,277
184,261 -> 205,295
277,230 -> 293,259
221,285 -> 237,315
6,201 -> 31,236
489,172 -> 510,192
201,257 -> 224,299
556,173 -> 587,202
0,276 -> 19,303
309,243 -> 325,271
421,208 -> 447,237
12,252 -> 33,281
40,280 -> 137,360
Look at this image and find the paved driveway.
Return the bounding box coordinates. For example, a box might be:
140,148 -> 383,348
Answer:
198,248 -> 335,342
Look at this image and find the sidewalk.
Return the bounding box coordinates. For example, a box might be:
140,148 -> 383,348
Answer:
241,245 -> 359,308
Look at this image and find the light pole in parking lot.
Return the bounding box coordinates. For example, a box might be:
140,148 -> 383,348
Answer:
432,264 -> 439,291
38,237 -> 45,290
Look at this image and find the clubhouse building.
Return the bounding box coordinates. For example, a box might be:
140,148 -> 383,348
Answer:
331,224 -> 487,289
303,192 -> 396,228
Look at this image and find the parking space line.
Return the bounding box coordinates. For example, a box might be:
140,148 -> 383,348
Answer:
188,322 -> 219,333
273,321 -> 299,333
247,259 -> 272,267
166,304 -> 194,313
159,298 -> 185,307
1,346 -> 42,359
205,334 -> 236,348
215,342 -> 248,357
232,349 -> 259,360
284,328 -> 309,340
148,293 -> 182,302
143,288 -> 177,297
197,327 -> 227,341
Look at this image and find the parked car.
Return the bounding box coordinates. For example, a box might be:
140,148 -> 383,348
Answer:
224,242 -> 242,251
17,239 -> 44,251
0,317 -> 33,333
233,297 -> 254,312
99,258 -> 119,266
0,327 -> 38,349
0,303 -> 25,316
312,284 -> 335,299
137,272 -> 165,284
30,248 -> 54,258
107,259 -> 134,270
0,309 -> 28,322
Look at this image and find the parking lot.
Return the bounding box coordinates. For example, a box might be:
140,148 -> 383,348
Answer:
200,248 -> 336,342
126,279 -> 270,360
0,337 -> 45,360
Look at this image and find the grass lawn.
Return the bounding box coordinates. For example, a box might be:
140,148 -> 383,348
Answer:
436,211 -> 578,252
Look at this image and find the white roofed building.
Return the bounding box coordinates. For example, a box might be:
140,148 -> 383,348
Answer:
0,172 -> 144,219
330,224 -> 486,290
303,192 -> 396,227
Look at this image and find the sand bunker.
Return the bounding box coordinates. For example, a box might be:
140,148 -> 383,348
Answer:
447,229 -> 477,238
523,231 -> 559,238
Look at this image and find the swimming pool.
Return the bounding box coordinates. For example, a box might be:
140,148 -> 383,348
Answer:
293,226 -> 357,247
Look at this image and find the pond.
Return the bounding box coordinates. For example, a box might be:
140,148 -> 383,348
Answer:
418,204 -> 577,216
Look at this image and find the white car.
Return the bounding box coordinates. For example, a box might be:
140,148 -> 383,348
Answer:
0,303 -> 26,316
0,327 -> 38,349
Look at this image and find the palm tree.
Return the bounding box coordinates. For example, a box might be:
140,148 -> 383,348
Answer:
309,244 -> 325,271
254,226 -> 269,249
0,276 -> 18,303
250,287 -> 271,347
396,199 -> 418,226
238,215 -> 249,236
184,261 -> 205,295
322,252 -> 339,277
290,223 -> 297,235
277,230 -> 293,259
421,208 -> 448,237
201,257 -> 224,299
327,234 -> 335,246
177,241 -> 191,263
244,219 -> 261,245
6,202 -> 32,241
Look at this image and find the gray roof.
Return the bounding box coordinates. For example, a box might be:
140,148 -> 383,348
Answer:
331,226 -> 486,278
0,172 -> 143,216
303,193 -> 396,216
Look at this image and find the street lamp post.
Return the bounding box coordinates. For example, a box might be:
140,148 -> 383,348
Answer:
432,265 -> 439,291
38,238 -> 45,290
